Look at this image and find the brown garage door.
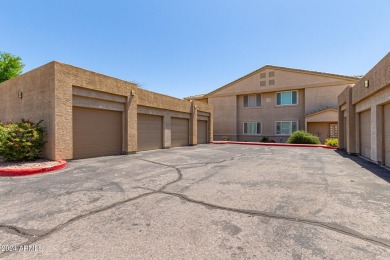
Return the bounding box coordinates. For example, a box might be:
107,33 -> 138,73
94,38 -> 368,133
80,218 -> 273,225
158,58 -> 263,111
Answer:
171,118 -> 189,147
73,107 -> 122,159
360,110 -> 371,159
197,120 -> 208,144
384,104 -> 390,167
137,114 -> 163,151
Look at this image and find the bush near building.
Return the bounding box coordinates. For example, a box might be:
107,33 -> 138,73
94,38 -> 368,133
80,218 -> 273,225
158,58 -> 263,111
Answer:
287,130 -> 321,145
325,138 -> 338,147
0,119 -> 46,161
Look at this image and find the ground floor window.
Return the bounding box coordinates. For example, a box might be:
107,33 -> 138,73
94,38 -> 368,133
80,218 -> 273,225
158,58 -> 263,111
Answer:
244,122 -> 261,135
329,124 -> 338,138
276,121 -> 298,135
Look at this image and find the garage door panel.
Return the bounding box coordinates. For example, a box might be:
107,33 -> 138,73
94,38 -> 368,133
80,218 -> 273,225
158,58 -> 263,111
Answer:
384,104 -> 390,167
360,110 -> 371,159
138,114 -> 163,151
73,107 -> 122,159
197,120 -> 208,144
171,118 -> 189,147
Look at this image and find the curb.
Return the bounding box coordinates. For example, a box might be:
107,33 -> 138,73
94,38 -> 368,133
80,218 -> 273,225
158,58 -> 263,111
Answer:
212,141 -> 338,150
0,160 -> 67,177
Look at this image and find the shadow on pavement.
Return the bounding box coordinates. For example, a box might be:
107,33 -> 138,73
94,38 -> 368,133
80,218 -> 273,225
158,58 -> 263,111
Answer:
335,150 -> 390,183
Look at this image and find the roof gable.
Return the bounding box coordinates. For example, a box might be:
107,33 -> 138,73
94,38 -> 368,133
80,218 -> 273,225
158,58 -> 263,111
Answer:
206,65 -> 359,97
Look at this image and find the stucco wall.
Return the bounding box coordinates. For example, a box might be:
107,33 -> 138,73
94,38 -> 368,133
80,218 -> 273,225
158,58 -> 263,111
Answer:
305,84 -> 350,114
138,89 -> 191,113
0,62 -> 56,159
352,52 -> 390,104
208,96 -> 237,140
305,109 -> 338,123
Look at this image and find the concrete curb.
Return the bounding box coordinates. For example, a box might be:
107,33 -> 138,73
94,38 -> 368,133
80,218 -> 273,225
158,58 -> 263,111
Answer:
0,160 -> 67,177
212,141 -> 338,150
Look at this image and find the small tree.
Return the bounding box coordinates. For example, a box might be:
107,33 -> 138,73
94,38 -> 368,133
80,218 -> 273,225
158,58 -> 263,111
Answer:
0,52 -> 25,83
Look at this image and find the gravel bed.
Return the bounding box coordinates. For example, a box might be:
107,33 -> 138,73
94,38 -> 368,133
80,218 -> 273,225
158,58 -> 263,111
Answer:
0,159 -> 61,170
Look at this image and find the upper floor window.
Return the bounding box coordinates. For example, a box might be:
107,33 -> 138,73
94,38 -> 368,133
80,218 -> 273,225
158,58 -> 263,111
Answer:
243,94 -> 261,108
276,91 -> 298,106
244,122 -> 261,135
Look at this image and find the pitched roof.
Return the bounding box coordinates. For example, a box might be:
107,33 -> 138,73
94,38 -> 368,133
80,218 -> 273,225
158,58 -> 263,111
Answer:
305,107 -> 338,117
183,94 -> 206,100
205,65 -> 360,97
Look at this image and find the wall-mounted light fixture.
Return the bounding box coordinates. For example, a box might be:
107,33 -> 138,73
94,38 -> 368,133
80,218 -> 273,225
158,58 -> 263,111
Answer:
131,90 -> 136,96
364,80 -> 369,88
18,91 -> 23,99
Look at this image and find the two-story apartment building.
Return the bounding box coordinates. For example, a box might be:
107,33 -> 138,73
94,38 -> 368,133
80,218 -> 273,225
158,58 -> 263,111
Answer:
187,66 -> 359,143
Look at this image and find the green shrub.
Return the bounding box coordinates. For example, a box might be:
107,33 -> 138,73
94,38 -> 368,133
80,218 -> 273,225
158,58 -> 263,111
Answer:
223,136 -> 231,141
260,136 -> 269,142
0,122 -> 9,156
325,138 -> 338,147
0,119 -> 46,161
287,130 -> 321,144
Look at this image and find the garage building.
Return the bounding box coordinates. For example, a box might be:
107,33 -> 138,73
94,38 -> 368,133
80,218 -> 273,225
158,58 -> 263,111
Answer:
0,62 -> 213,160
338,52 -> 390,167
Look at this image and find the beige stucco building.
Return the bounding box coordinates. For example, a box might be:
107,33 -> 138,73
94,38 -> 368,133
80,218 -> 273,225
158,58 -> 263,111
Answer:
338,52 -> 390,167
187,66 -> 358,143
0,62 -> 213,160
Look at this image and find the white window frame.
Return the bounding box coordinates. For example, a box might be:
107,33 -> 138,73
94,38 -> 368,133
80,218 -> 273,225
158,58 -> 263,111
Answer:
276,90 -> 298,106
243,94 -> 261,108
275,121 -> 298,135
243,122 -> 262,135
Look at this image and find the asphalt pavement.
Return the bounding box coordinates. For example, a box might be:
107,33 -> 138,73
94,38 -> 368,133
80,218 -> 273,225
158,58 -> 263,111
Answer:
0,144 -> 389,259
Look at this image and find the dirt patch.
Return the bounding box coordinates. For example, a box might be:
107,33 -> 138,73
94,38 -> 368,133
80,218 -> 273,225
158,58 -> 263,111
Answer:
0,159 -> 61,170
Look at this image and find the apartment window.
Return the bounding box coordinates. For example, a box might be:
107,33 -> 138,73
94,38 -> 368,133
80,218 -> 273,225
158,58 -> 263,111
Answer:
244,122 -> 261,135
276,121 -> 298,135
329,124 -> 338,138
276,91 -> 298,106
243,94 -> 261,107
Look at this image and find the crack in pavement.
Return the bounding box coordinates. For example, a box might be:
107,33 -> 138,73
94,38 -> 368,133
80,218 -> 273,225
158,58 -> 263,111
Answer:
159,191 -> 390,249
169,154 -> 247,169
0,225 -> 43,241
0,191 -> 157,258
129,158 -> 390,249
1,154 -> 390,258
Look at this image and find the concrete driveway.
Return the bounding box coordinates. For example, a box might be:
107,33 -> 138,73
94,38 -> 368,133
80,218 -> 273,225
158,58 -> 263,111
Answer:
0,144 -> 389,259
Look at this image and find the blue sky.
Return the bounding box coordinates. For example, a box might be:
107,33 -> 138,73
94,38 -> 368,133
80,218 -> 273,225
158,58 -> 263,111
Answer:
1,0 -> 389,98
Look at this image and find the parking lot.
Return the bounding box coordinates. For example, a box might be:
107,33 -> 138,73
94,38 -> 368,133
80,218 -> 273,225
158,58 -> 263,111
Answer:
0,144 -> 389,259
